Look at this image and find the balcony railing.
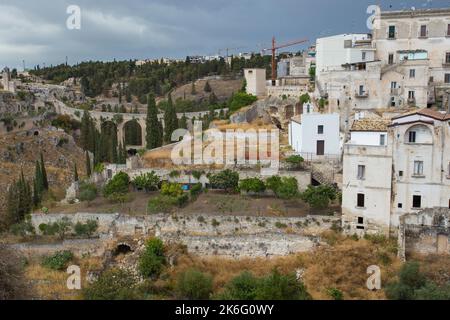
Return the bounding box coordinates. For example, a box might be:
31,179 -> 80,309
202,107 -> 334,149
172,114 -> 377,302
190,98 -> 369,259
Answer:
390,88 -> 402,95
443,58 -> 450,67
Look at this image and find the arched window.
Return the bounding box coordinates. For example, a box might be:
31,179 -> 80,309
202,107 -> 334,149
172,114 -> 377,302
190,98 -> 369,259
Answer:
405,125 -> 432,144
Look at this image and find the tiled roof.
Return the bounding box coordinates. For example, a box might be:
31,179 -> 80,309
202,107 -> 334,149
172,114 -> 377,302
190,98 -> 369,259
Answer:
350,119 -> 390,132
392,108 -> 450,121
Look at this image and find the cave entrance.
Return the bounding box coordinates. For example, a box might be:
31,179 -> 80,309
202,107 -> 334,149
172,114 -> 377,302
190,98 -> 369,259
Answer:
113,243 -> 133,256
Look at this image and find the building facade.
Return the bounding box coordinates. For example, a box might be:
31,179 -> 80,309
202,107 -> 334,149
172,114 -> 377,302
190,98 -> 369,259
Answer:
288,103 -> 340,158
342,109 -> 450,236
244,68 -> 267,97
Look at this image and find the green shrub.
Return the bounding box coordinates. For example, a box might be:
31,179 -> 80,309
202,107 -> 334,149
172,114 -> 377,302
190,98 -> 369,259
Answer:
239,178 -> 266,193
148,194 -> 186,213
275,177 -> 299,199
74,220 -> 98,237
169,170 -> 180,178
10,220 -> 35,236
41,251 -> 73,270
228,92 -> 257,113
176,268 -> 213,300
327,287 -> 344,300
254,269 -> 311,300
106,192 -> 133,204
132,171 -> 160,192
83,268 -> 139,300
285,155 -> 304,168
161,182 -> 183,197
138,238 -> 166,278
103,172 -> 130,197
78,182 -> 97,202
190,183 -> 203,199
94,163 -> 105,173
385,262 -> 426,300
191,170 -> 205,180
217,271 -> 259,300
208,170 -> 239,192
275,222 -> 288,229
38,218 -> 72,239
301,185 -> 337,209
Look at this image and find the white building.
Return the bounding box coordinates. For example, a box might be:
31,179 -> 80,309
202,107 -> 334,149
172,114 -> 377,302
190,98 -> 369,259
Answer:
342,118 -> 392,235
342,109 -> 450,236
316,33 -> 375,78
244,68 -> 266,97
288,103 -> 340,159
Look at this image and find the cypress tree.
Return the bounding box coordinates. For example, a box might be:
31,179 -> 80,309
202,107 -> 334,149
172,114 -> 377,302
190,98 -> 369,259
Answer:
85,152 -> 92,177
40,153 -> 48,191
80,111 -> 91,150
6,183 -> 19,226
164,93 -> 178,143
73,163 -> 79,182
32,178 -> 40,207
179,113 -> 188,130
204,81 -> 212,92
146,93 -> 162,149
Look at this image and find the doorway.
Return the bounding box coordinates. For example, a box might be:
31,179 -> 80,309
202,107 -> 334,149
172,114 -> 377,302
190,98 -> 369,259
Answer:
316,140 -> 325,156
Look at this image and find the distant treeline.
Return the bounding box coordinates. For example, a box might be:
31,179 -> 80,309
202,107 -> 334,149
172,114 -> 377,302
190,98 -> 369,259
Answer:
30,55 -> 272,99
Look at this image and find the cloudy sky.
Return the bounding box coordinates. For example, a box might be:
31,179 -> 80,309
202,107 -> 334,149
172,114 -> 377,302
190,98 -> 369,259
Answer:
0,0 -> 448,70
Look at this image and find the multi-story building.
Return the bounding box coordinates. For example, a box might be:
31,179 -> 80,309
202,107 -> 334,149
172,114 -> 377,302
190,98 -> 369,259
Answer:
342,108 -> 450,236
373,8 -> 450,108
316,8 -> 450,117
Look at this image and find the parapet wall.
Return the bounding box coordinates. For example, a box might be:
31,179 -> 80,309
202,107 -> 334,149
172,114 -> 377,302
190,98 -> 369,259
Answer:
398,207 -> 450,260
28,213 -> 340,259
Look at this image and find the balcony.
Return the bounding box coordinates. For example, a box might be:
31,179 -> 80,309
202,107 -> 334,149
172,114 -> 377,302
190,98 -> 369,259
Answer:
407,97 -> 416,105
355,90 -> 369,98
443,58 -> 450,67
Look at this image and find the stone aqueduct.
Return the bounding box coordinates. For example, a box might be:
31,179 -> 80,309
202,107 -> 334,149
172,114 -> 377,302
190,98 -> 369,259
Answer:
53,99 -> 227,148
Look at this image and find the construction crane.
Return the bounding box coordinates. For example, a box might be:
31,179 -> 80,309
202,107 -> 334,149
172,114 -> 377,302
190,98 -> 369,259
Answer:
262,37 -> 308,85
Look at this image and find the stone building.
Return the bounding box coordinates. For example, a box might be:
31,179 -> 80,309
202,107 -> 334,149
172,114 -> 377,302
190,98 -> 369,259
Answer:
315,8 -> 450,115
373,8 -> 450,109
342,108 -> 450,236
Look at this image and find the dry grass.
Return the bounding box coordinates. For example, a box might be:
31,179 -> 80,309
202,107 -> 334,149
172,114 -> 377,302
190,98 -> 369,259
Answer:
409,253 -> 450,286
164,232 -> 402,300
24,263 -> 82,300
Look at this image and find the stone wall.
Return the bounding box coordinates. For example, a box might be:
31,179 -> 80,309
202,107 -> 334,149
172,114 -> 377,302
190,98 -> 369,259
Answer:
28,213 -> 340,259
398,207 -> 450,260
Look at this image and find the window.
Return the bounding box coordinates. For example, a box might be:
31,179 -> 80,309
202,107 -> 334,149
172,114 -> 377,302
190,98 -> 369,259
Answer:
446,52 -> 450,63
362,52 -> 366,61
414,161 -> 424,176
445,74 -> 450,84
357,193 -> 365,208
412,195 -> 422,209
399,171 -> 404,177
409,69 -> 416,78
409,131 -> 416,143
379,134 -> 386,146
357,165 -> 366,180
420,25 -> 427,37
318,125 -> 324,134
447,24 -> 450,36
359,85 -> 365,95
388,25 -> 396,39
357,217 -> 364,224
388,53 -> 394,65
398,203 -> 403,208
447,162 -> 450,177
408,91 -> 415,99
